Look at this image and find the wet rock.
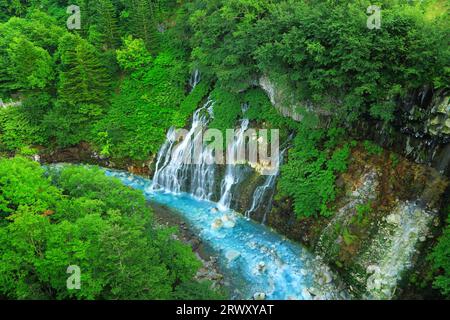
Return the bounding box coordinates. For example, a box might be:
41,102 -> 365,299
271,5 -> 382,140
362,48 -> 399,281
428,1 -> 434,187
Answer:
257,262 -> 266,273
323,272 -> 333,284
212,218 -> 223,230
189,238 -> 201,250
222,215 -> 236,228
302,288 -> 312,300
225,250 -> 241,263
386,214 -> 401,226
253,292 -> 266,300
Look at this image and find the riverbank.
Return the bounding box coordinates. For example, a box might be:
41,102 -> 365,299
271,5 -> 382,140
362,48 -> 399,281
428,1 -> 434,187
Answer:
150,202 -> 226,292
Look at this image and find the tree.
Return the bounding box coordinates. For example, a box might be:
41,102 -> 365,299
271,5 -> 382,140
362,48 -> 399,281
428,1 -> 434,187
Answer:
0,157 -> 61,218
116,36 -> 153,75
0,159 -> 223,300
57,34 -> 110,106
7,36 -> 54,90
95,0 -> 120,50
128,0 -> 158,49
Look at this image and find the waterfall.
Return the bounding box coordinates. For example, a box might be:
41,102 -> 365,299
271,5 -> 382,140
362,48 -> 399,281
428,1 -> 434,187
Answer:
245,148 -> 286,223
217,112 -> 250,212
362,202 -> 434,299
0,98 -> 22,108
151,99 -> 216,200
189,69 -> 201,91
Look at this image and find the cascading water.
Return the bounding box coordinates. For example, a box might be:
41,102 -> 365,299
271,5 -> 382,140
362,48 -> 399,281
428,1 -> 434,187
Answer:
217,110 -> 250,211
189,69 -> 201,91
245,148 -> 287,223
361,202 -> 435,299
151,99 -> 216,200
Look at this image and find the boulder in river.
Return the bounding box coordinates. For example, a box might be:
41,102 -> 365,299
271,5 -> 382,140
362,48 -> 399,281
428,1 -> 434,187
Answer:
212,218 -> 223,230
253,292 -> 266,300
257,262 -> 266,273
222,214 -> 236,228
302,288 -> 312,300
225,250 -> 241,263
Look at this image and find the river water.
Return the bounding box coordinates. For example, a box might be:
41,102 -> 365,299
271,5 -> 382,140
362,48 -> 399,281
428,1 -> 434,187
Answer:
104,169 -> 348,300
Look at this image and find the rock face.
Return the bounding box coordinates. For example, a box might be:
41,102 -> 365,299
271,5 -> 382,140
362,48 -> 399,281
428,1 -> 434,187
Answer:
40,142 -> 109,166
229,142 -> 448,299
259,76 -> 305,122
315,170 -> 380,263
39,142 -> 154,177
356,88 -> 450,176
359,203 -> 434,299
312,151 -> 446,298
259,76 -> 450,177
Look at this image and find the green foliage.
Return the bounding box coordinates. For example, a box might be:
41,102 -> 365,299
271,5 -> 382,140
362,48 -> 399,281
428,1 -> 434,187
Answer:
187,0 -> 449,124
94,44 -> 188,160
363,140 -> 384,156
57,34 -> 111,106
244,88 -> 297,138
0,11 -> 65,93
116,36 -> 153,74
0,157 -> 61,217
126,0 -> 161,49
94,0 -> 120,50
208,86 -> 294,138
354,202 -> 373,226
0,158 -> 222,300
0,6 -> 185,155
390,153 -> 400,168
429,212 -> 450,297
174,81 -> 211,127
208,87 -> 242,135
343,228 -> 358,246
0,106 -> 43,152
7,36 -> 54,90
279,126 -> 351,218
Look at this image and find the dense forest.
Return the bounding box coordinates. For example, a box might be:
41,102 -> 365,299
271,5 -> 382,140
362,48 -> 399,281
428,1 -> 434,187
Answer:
0,0 -> 448,300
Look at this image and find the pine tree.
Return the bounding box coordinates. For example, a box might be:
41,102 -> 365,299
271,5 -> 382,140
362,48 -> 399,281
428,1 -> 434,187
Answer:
95,0 -> 120,50
78,0 -> 97,39
129,0 -> 158,49
57,34 -> 110,106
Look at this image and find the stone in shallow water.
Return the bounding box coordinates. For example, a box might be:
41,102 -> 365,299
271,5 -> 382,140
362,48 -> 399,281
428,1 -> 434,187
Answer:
253,292 -> 266,300
258,262 -> 266,272
225,250 -> 241,263
222,215 -> 236,228
302,288 -> 312,300
211,218 -> 223,230
323,271 -> 333,284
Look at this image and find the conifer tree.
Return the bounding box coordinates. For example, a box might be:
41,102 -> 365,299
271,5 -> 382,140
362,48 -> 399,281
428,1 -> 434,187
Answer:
128,0 -> 158,49
57,34 -> 110,106
95,0 -> 120,50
